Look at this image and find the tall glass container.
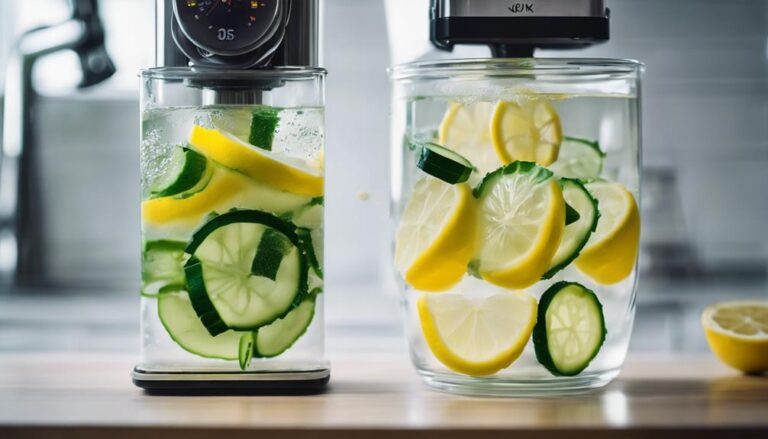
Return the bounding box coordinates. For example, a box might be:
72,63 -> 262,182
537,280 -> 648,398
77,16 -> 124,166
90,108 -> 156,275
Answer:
390,59 -> 642,395
134,67 -> 328,391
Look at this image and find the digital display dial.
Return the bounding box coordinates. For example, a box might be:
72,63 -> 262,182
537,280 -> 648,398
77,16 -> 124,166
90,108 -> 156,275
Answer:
174,0 -> 279,56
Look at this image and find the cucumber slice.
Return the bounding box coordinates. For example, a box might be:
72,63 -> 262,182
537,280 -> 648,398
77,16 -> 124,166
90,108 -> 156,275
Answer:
141,240 -> 187,296
158,290 -> 244,360
417,142 -> 473,184
150,146 -> 210,198
255,295 -> 316,358
542,179 -> 599,279
549,137 -> 605,180
184,210 -> 308,334
239,332 -> 255,370
533,281 -> 606,376
249,107 -> 280,151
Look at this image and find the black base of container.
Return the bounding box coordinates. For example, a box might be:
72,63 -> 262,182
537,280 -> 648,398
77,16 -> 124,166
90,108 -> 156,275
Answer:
132,366 -> 330,395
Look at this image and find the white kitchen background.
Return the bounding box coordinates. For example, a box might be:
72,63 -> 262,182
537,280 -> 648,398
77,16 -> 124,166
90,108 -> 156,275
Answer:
0,0 -> 767,353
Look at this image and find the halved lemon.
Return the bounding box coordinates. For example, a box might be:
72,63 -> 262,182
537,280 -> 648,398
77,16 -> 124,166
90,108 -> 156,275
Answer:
491,99 -> 562,166
473,162 -> 565,289
418,292 -> 537,376
189,125 -> 323,197
702,301 -> 768,373
394,177 -> 476,292
439,101 -> 503,183
575,182 -> 640,284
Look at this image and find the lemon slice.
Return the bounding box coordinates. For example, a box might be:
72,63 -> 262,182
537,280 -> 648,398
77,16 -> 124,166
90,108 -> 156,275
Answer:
142,166 -> 250,226
491,99 -> 562,166
473,162 -> 565,289
418,292 -> 537,376
575,182 -> 640,284
394,177 -> 476,292
702,301 -> 768,373
142,166 -> 311,227
189,125 -> 323,197
439,101 -> 503,183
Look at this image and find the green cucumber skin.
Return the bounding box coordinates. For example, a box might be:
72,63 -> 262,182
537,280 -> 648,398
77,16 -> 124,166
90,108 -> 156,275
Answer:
564,202 -> 580,226
251,229 -> 294,280
238,333 -> 255,370
184,209 -> 310,334
184,258 -> 229,336
473,161 -> 554,199
541,178 -> 600,280
249,108 -> 280,151
151,147 -> 209,198
417,142 -> 473,184
533,281 -> 607,376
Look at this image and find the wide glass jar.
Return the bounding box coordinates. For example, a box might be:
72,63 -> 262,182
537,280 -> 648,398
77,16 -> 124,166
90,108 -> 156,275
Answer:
134,67 -> 328,391
390,59 -> 642,395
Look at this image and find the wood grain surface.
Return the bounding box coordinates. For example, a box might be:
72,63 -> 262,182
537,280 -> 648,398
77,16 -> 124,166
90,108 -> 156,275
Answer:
0,353 -> 766,438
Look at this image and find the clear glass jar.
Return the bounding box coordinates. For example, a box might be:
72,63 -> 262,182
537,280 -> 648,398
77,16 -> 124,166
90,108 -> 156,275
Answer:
390,59 -> 643,395
134,67 -> 328,390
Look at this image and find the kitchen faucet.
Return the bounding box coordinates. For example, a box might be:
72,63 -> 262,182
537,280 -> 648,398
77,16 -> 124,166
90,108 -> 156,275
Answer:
0,0 -> 116,287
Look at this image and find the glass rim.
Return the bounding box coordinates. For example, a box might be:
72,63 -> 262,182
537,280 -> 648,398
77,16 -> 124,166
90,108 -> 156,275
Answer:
389,58 -> 644,81
140,66 -> 327,80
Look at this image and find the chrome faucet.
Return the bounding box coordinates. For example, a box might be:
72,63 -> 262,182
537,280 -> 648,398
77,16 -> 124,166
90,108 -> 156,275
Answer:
0,0 -> 116,287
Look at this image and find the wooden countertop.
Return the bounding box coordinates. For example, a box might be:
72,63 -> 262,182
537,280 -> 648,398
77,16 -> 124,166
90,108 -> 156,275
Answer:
1,353 -> 767,438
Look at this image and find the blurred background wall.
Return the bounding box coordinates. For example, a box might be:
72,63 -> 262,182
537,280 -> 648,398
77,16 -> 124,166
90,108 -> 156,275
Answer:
0,0 -> 766,352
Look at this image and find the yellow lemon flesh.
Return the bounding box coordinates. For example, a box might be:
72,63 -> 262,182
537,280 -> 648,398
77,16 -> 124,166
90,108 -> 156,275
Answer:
189,125 -> 323,197
491,99 -> 562,166
439,101 -> 503,184
702,301 -> 768,374
575,182 -> 640,284
418,292 -> 537,376
474,163 -> 565,289
142,166 -> 311,229
394,177 -> 476,292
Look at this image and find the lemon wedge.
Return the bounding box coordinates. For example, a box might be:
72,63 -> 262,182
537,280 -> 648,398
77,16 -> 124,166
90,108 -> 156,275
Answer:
491,99 -> 562,166
575,182 -> 640,284
473,162 -> 565,289
702,301 -> 768,373
189,125 -> 323,197
394,177 -> 476,292
418,292 -> 537,376
439,101 -> 503,183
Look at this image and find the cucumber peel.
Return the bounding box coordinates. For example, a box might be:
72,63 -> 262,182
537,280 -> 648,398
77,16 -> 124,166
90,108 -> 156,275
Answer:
239,332 -> 255,370
473,161 -> 554,199
565,202 -> 580,226
249,107 -> 280,151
